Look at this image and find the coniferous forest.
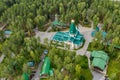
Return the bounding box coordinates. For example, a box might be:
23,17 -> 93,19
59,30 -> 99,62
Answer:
0,0 -> 120,80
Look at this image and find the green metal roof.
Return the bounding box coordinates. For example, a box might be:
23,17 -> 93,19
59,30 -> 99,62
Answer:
40,57 -> 50,75
69,22 -> 77,35
52,31 -> 84,45
92,58 -> 106,70
91,51 -> 109,62
95,26 -> 99,31
114,45 -> 120,49
69,37 -> 74,42
52,21 -> 84,46
51,20 -> 66,27
22,73 -> 29,80
49,69 -> 53,76
52,20 -> 59,25
91,31 -> 97,37
73,37 -> 84,45
73,32 -> 84,45
27,61 -> 34,67
91,26 -> 107,38
52,32 -> 69,42
4,30 -> 12,35
91,51 -> 109,70
102,31 -> 107,39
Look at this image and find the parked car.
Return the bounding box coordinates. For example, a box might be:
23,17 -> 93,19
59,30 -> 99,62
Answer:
43,49 -> 48,54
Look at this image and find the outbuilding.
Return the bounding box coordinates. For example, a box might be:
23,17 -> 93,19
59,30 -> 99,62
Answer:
90,51 -> 109,72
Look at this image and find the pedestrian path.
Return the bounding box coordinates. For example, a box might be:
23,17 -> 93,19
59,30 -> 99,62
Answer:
0,23 -> 8,30
45,26 -> 52,32
0,55 -> 5,64
76,26 -> 93,55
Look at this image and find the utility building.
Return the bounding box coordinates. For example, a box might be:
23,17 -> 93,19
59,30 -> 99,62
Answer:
90,51 -> 109,72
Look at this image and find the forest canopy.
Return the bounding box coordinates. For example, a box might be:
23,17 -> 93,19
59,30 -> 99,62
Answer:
0,0 -> 120,80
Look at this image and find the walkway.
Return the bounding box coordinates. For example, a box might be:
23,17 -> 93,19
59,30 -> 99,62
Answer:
77,22 -> 106,80
35,21 -> 106,80
35,32 -> 55,44
45,26 -> 52,32
0,55 -> 5,64
85,51 -> 106,80
76,26 -> 93,55
0,23 -> 8,30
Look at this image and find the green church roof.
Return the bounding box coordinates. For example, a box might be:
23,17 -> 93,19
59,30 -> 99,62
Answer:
40,57 -> 50,75
52,20 -> 84,47
69,22 -> 77,35
52,31 -> 84,45
52,32 -> 69,42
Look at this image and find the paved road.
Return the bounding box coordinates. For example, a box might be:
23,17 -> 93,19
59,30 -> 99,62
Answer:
92,71 -> 105,80
31,54 -> 45,80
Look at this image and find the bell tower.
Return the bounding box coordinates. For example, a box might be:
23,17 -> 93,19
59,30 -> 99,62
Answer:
69,20 -> 77,37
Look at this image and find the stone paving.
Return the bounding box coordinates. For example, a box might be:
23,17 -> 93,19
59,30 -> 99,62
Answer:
76,26 -> 93,55
35,31 -> 55,44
